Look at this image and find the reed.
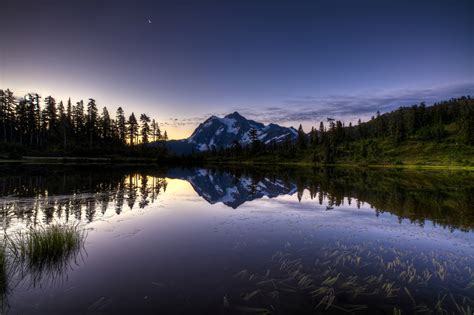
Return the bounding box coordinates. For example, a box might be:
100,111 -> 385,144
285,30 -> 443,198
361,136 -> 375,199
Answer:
7,225 -> 85,279
0,245 -> 7,298
235,240 -> 474,313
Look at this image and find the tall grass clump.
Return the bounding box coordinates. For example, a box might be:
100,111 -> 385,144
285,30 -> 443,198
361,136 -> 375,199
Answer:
0,242 -> 12,311
7,225 -> 86,281
0,244 -> 7,297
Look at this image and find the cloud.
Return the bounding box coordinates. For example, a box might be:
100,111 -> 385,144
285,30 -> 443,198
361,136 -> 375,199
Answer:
239,82 -> 474,125
163,113 -> 220,128
165,82 -> 474,129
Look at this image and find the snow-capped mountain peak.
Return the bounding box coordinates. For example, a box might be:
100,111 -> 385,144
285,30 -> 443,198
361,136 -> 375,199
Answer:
183,112 -> 297,152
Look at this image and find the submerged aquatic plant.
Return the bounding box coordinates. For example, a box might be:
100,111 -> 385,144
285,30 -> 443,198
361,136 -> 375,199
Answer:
230,239 -> 474,314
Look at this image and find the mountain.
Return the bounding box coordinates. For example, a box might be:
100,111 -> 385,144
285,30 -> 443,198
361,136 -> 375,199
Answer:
166,112 -> 298,154
167,168 -> 297,208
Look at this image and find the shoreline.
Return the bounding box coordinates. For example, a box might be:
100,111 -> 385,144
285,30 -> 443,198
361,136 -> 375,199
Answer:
1,156 -> 473,171
206,160 -> 474,171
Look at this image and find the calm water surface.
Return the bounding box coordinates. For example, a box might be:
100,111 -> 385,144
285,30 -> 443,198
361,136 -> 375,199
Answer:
1,165 -> 473,314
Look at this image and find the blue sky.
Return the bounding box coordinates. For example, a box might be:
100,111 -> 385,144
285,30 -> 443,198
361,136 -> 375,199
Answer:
1,0 -> 472,138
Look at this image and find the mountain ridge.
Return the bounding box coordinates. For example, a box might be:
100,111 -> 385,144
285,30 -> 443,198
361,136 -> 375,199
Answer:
166,112 -> 298,154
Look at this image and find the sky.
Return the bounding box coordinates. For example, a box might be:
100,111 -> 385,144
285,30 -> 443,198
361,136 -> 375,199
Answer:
1,0 -> 473,139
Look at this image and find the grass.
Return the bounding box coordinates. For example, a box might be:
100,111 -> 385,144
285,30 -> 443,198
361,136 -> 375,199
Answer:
0,244 -> 7,302
232,240 -> 474,313
0,225 -> 86,310
7,225 -> 86,284
206,136 -> 474,170
207,158 -> 474,171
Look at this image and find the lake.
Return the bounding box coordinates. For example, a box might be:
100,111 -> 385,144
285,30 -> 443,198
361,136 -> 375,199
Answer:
1,165 -> 473,314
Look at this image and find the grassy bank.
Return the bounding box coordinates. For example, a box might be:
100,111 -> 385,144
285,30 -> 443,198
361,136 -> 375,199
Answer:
1,137 -> 472,171
0,154 -> 203,167
206,160 -> 474,171
205,139 -> 474,171
310,139 -> 474,167
0,156 -> 155,165
2,155 -> 472,171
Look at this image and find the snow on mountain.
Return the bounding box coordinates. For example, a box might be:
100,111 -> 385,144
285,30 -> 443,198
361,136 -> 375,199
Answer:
167,112 -> 297,154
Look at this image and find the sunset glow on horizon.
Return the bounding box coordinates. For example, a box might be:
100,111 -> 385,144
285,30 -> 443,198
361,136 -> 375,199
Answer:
1,0 -> 472,139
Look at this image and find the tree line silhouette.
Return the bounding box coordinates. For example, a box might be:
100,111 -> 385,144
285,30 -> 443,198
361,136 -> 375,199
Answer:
0,89 -> 169,157
205,96 -> 474,164
2,88 -> 473,164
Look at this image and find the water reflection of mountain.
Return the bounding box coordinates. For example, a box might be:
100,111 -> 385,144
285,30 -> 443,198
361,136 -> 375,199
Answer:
0,165 -> 473,231
169,167 -> 474,231
167,168 -> 297,208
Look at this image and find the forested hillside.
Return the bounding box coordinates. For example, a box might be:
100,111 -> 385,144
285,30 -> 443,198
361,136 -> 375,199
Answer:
2,88 -> 473,166
205,97 -> 474,166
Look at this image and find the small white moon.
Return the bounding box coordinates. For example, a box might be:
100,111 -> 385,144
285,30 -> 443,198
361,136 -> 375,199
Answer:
148,19 -> 152,24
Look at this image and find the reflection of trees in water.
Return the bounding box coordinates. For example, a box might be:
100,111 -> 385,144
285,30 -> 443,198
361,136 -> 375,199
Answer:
0,172 -> 168,229
302,167 -> 474,231
1,166 -> 473,231
305,168 -> 473,230
204,165 -> 474,231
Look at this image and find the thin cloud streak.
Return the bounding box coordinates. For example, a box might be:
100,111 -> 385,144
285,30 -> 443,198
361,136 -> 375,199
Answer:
165,82 -> 474,130
240,82 -> 474,125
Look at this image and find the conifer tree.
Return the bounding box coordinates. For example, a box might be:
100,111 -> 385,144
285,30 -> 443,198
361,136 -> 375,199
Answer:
128,112 -> 138,146
74,100 -> 85,136
151,119 -> 161,141
44,95 -> 57,132
66,98 -> 73,126
297,124 -> 307,150
116,107 -> 127,143
87,98 -> 98,147
461,103 -> 474,145
140,113 -> 151,144
58,100 -> 68,148
101,107 -> 111,140
319,122 -> 325,144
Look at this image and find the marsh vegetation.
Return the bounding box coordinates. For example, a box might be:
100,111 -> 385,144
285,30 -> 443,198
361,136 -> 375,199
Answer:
7,225 -> 85,281
231,241 -> 474,314
0,224 -> 85,309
